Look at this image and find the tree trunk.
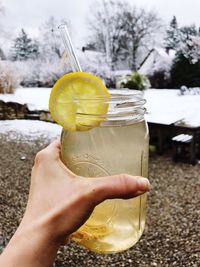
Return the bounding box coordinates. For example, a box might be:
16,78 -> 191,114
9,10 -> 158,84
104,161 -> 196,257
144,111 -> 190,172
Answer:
131,47 -> 137,71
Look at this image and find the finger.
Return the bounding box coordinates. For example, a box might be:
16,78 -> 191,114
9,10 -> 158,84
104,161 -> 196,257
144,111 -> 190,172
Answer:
44,139 -> 61,157
45,140 -> 77,177
34,139 -> 61,165
46,139 -> 61,151
90,174 -> 150,204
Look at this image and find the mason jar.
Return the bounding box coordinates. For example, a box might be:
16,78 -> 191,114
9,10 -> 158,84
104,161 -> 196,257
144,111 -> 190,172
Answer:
61,89 -> 149,253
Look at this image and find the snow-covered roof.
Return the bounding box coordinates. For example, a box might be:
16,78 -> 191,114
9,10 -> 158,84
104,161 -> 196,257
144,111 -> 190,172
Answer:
139,47 -> 174,76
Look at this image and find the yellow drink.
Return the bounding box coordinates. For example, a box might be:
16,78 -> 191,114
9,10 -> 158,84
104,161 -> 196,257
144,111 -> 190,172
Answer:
61,100 -> 149,253
47,36 -> 149,253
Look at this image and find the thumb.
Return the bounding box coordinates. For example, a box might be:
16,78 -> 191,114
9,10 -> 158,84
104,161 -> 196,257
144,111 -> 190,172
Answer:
89,174 -> 150,205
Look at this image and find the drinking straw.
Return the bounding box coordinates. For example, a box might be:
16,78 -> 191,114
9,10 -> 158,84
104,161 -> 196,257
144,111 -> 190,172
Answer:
58,24 -> 82,72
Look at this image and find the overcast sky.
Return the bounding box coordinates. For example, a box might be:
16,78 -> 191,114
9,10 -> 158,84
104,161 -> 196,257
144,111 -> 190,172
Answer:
1,0 -> 200,46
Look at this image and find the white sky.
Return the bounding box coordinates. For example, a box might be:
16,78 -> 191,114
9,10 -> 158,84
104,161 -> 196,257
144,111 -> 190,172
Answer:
1,0 -> 200,47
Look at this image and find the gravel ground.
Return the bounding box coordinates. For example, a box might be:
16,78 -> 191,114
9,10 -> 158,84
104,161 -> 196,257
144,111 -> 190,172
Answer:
0,133 -> 200,267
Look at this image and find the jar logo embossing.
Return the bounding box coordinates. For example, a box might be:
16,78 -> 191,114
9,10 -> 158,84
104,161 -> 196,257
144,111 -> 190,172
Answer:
70,155 -> 117,227
70,154 -> 110,177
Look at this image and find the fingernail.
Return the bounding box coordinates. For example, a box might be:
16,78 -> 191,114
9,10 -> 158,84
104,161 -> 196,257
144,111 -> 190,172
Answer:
138,177 -> 150,190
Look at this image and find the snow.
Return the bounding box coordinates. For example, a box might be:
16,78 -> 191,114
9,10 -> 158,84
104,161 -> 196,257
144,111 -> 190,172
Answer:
181,36 -> 200,64
139,48 -> 173,76
0,87 -> 200,141
113,70 -> 132,77
144,89 -> 200,127
0,120 -> 62,141
0,87 -> 51,111
77,49 -> 111,79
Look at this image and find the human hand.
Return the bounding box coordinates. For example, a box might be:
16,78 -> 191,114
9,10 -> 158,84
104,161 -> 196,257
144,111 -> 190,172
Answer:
0,140 -> 150,267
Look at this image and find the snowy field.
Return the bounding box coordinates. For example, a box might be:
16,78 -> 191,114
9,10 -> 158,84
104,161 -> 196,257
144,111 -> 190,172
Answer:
0,87 -> 200,140
0,120 -> 62,141
0,88 -> 61,140
0,88 -> 50,111
145,89 -> 200,126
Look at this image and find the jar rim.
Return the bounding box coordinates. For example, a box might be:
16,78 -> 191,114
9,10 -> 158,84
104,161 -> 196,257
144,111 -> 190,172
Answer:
73,89 -> 144,101
75,89 -> 146,127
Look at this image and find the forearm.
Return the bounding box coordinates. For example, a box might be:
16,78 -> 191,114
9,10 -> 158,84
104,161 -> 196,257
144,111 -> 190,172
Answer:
0,222 -> 60,267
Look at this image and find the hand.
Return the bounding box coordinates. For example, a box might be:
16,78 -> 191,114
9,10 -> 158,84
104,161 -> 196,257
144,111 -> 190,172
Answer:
0,140 -> 150,267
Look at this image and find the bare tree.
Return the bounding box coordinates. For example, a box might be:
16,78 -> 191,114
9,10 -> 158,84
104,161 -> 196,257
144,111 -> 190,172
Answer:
0,1 -> 4,16
121,6 -> 162,70
0,2 -> 5,32
87,0 -> 162,71
38,16 -> 70,61
0,2 -> 7,59
87,0 -> 126,70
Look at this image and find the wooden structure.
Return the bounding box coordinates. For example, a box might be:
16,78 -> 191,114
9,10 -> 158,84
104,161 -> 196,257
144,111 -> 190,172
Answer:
147,118 -> 200,164
171,134 -> 196,164
148,122 -> 173,154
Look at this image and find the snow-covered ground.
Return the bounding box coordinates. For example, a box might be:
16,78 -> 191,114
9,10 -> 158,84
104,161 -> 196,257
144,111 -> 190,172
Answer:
0,87 -> 200,140
0,88 -> 50,111
0,120 -> 62,141
0,88 -> 60,140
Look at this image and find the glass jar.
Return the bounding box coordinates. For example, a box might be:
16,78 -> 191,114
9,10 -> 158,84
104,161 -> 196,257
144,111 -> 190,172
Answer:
61,89 -> 149,253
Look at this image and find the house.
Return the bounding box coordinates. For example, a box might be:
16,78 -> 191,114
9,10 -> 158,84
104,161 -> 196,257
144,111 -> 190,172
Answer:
139,47 -> 174,77
138,47 -> 175,88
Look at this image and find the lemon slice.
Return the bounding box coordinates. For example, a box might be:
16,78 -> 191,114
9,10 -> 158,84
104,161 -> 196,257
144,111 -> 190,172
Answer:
49,72 -> 110,131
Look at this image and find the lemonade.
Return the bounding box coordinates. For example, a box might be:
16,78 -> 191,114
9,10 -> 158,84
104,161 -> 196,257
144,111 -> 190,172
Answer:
49,72 -> 149,253
61,109 -> 149,253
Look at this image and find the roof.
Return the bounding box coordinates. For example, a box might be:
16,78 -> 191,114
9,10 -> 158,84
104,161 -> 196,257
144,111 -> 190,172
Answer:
139,47 -> 174,76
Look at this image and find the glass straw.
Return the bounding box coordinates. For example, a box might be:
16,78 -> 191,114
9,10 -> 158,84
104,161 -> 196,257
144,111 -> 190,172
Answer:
58,24 -> 82,72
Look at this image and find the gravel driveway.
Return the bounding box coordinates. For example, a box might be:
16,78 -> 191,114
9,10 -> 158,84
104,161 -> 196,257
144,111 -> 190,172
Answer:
0,133 -> 199,267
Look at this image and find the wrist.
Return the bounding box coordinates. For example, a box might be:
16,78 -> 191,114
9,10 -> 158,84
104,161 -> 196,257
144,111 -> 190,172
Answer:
1,219 -> 60,267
